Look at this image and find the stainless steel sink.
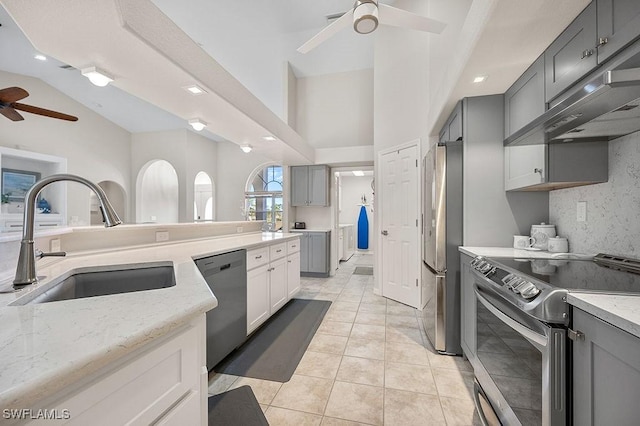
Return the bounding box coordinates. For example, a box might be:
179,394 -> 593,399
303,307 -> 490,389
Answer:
12,262 -> 176,305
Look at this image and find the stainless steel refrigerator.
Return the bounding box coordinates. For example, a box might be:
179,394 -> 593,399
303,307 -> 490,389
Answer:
421,141 -> 462,355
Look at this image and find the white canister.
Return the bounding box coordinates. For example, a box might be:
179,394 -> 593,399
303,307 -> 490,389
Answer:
530,223 -> 556,250
548,236 -> 569,253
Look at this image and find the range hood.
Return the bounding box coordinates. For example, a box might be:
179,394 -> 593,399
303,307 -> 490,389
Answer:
506,41 -> 640,146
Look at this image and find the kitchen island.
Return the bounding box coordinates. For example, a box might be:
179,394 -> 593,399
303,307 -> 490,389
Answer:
0,231 -> 300,425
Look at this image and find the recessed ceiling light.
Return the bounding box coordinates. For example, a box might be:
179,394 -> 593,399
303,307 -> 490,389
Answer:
81,66 -> 114,87
34,54 -> 47,61
262,135 -> 276,141
240,144 -> 253,153
184,85 -> 206,95
353,171 -> 365,176
473,75 -> 488,83
188,118 -> 207,131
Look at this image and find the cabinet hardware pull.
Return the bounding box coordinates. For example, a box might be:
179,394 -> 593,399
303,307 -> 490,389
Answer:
581,49 -> 594,59
534,168 -> 543,175
598,37 -> 608,46
568,329 -> 585,341
276,249 -> 282,252
255,255 -> 262,259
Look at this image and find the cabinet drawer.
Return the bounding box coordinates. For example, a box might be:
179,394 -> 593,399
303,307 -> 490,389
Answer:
287,239 -> 300,254
247,247 -> 270,270
270,243 -> 287,260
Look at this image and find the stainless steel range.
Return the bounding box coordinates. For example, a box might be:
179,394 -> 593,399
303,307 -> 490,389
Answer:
469,254 -> 640,426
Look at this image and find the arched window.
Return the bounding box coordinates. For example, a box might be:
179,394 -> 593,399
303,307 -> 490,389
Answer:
245,165 -> 283,231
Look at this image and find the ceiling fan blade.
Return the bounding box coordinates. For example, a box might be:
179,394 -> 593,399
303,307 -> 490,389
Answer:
0,87 -> 29,103
0,105 -> 25,121
378,4 -> 446,34
12,102 -> 78,122
297,10 -> 354,54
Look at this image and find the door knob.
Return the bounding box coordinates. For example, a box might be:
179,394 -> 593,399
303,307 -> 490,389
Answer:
381,230 -> 388,236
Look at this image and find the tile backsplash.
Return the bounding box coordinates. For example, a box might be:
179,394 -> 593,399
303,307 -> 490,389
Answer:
549,132 -> 640,257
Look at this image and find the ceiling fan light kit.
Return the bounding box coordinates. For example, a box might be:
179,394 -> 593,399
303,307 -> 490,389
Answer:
80,66 -> 114,87
353,0 -> 379,34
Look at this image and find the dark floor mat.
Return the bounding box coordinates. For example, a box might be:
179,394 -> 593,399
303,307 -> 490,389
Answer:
353,266 -> 373,275
208,386 -> 268,426
214,298 -> 331,382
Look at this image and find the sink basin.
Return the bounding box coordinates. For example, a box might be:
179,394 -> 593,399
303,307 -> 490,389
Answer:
13,262 -> 176,305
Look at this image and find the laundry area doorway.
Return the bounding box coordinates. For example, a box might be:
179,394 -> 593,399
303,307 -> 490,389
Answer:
332,168 -> 375,275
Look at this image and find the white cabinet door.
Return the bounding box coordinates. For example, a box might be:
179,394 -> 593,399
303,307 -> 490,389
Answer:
269,257 -> 287,313
247,264 -> 270,334
287,251 -> 301,299
504,145 -> 546,191
338,228 -> 344,261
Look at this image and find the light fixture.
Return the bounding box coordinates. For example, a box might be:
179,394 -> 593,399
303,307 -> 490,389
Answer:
352,171 -> 365,176
240,144 -> 253,153
262,135 -> 276,141
183,84 -> 207,95
188,118 -> 207,131
81,66 -> 114,87
34,54 -> 47,61
473,75 -> 488,83
353,0 -> 379,34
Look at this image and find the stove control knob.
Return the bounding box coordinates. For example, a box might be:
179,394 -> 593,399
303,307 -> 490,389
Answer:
512,280 -> 530,294
520,284 -> 541,299
506,277 -> 523,290
480,263 -> 493,273
501,274 -> 516,285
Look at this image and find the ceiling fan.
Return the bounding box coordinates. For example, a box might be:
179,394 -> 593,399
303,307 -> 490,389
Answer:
0,87 -> 78,122
297,0 -> 447,54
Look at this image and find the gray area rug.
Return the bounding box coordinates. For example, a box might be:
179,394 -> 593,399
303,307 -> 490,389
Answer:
208,386 -> 268,426
353,266 -> 374,275
214,298 -> 331,382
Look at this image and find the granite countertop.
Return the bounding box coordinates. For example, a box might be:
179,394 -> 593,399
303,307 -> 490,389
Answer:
0,231 -> 300,410
459,246 -> 640,339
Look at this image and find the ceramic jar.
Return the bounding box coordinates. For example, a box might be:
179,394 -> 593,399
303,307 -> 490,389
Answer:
548,236 -> 569,253
530,223 -> 556,250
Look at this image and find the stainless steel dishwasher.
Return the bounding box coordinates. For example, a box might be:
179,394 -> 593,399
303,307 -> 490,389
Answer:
194,249 -> 247,371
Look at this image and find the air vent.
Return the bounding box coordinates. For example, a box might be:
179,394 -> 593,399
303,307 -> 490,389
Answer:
614,104 -> 638,112
59,64 -> 76,70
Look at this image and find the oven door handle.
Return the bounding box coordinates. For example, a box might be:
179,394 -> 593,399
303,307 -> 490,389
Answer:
475,289 -> 548,348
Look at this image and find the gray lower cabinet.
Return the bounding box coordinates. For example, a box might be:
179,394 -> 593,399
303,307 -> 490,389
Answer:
290,165 -> 330,207
545,2 -> 597,103
504,54 -> 545,138
572,308 -> 640,425
460,253 -> 476,362
597,0 -> 640,63
292,231 -> 330,277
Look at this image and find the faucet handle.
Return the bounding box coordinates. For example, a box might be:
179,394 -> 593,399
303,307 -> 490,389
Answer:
35,249 -> 67,259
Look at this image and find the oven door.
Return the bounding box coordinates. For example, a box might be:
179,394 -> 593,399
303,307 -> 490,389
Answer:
473,278 -> 566,426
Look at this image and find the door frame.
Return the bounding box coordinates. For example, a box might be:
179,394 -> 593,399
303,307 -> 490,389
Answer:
375,140 -> 422,306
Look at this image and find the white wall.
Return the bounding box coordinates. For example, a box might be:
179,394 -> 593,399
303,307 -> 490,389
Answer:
296,69 -> 374,149
339,174 -> 374,248
550,133 -> 640,256
0,70 -> 131,225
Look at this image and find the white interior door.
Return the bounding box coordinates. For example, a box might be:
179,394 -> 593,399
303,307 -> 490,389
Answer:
380,145 -> 420,308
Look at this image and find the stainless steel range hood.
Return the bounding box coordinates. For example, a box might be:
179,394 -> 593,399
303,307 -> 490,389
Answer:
505,41 -> 640,146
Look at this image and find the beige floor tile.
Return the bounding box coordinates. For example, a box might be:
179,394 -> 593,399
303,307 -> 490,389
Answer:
308,334 -> 349,355
322,285 -> 347,294
318,320 -> 353,337
344,337 -> 386,361
385,341 -> 430,365
440,396 -> 484,426
354,311 -> 386,326
320,416 -> 369,425
341,287 -> 365,296
207,373 -> 238,395
295,351 -> 342,379
265,406 -> 323,426
325,309 -> 357,323
350,323 -> 386,341
260,404 -> 269,413
386,304 -> 417,316
331,301 -> 360,312
360,294 -> 387,306
228,377 -> 282,405
315,292 -> 339,301
385,325 -> 424,346
324,381 -> 384,425
336,356 -> 385,386
384,361 -> 438,395
384,388 -> 446,426
358,303 -> 387,314
432,367 -> 475,401
427,351 -> 474,372
386,315 -> 419,328
336,293 -> 363,303
271,375 -> 334,415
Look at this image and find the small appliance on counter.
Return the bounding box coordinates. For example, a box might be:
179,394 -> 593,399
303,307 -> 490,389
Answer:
294,222 -> 306,229
529,222 -> 556,250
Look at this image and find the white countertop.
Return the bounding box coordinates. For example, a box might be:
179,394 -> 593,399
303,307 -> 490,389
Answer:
290,228 -> 331,233
459,246 -> 640,339
0,231 -> 300,410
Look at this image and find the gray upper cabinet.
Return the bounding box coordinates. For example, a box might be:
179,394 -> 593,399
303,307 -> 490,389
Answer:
504,55 -> 545,138
545,2 -> 597,103
597,0 -> 640,63
440,101 -> 463,142
290,165 -> 329,207
572,308 -> 640,425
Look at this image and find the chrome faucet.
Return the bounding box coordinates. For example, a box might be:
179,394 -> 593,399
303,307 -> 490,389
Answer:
13,174 -> 122,287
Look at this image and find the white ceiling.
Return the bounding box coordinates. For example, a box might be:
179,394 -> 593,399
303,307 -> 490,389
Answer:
0,0 -> 590,160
